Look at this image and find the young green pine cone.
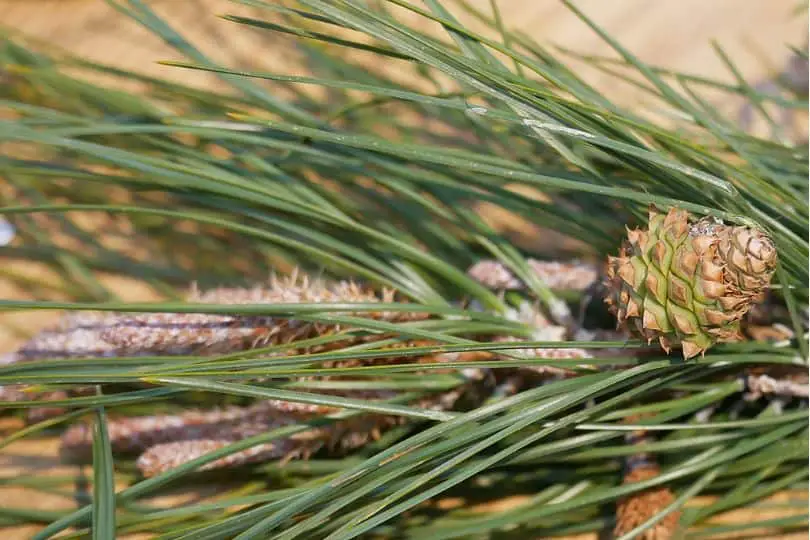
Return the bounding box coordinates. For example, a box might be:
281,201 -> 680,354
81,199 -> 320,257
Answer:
606,206 -> 777,359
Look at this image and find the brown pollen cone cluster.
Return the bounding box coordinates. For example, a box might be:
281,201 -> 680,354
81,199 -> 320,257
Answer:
606,206 -> 777,358
3,266 -> 644,476
1,272 -> 478,477
61,378 -> 469,477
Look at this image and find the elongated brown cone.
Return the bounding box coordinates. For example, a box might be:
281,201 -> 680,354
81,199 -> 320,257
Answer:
3,270 -> 431,424
467,259 -> 598,292
614,415 -> 680,539
61,382 -> 470,477
60,346 -> 476,477
614,465 -> 679,539
102,271 -> 428,356
606,206 -> 777,358
5,270 -> 428,363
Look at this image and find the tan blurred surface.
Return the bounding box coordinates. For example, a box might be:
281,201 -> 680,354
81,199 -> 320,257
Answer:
2,0 -> 805,99
0,1 -> 807,538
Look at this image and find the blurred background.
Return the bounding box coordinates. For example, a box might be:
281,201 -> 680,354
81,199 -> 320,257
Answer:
3,0 -> 806,103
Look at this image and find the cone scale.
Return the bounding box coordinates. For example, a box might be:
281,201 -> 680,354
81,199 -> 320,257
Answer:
606,206 -> 777,358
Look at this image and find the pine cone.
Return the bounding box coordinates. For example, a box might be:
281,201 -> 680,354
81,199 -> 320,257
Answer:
614,465 -> 679,540
615,414 -> 680,539
606,206 -> 777,358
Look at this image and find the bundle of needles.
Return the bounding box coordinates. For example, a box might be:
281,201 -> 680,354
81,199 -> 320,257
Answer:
0,1 -> 807,539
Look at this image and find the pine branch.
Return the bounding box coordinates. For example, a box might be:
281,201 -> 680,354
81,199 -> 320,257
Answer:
0,1 -> 806,538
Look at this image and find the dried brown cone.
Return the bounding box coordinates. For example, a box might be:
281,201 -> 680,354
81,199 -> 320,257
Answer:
614,415 -> 680,539
60,392 -> 403,475
61,399 -> 311,456
471,301 -> 613,395
0,380 -> 102,425
13,312 -> 119,361
614,465 -> 680,540
606,206 -> 777,359
134,407 -> 416,477
492,336 -> 594,381
467,259 -> 598,292
1,313 -> 117,422
0,387 -> 73,424
5,270 -> 428,364
61,347 -> 477,477
5,271 -> 431,427
101,271 -> 429,356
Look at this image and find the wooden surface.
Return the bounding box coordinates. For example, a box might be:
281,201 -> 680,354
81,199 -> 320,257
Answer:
0,1 -> 807,538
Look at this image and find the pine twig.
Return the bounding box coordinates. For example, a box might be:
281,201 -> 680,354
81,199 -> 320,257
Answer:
745,374 -> 809,400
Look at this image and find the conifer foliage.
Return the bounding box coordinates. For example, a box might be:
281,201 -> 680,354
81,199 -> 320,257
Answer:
0,1 -> 807,538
